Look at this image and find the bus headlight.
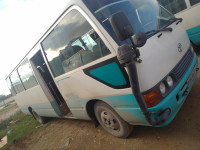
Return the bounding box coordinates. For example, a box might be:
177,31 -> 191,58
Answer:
166,76 -> 173,87
160,82 -> 166,95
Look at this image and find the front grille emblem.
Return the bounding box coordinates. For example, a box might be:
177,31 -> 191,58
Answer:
178,43 -> 183,52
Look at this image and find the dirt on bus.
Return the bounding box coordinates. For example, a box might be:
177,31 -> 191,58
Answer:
6,53 -> 200,150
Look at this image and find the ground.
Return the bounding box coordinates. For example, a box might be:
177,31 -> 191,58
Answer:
2,53 -> 200,150
0,103 -> 19,124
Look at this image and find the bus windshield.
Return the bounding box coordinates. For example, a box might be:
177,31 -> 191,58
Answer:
84,0 -> 175,42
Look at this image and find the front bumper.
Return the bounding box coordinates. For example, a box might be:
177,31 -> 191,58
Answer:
152,53 -> 199,127
115,53 -> 198,126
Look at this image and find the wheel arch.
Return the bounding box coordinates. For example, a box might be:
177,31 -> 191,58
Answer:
86,99 -> 100,127
28,106 -> 36,120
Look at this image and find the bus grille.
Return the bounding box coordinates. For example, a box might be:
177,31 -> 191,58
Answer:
171,48 -> 193,81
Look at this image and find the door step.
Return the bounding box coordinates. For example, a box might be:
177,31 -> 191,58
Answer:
59,103 -> 70,115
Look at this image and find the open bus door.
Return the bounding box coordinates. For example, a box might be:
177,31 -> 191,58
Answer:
30,50 -> 70,116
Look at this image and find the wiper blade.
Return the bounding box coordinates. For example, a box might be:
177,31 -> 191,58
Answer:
169,18 -> 183,25
145,27 -> 173,36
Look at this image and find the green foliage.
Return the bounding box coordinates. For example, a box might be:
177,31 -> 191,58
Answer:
0,111 -> 40,150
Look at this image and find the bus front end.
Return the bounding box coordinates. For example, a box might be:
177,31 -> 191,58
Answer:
84,0 -> 199,126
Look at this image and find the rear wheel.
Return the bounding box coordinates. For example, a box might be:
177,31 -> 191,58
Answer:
94,101 -> 133,138
32,109 -> 48,124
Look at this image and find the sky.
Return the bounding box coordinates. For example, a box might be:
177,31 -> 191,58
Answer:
0,0 -> 68,95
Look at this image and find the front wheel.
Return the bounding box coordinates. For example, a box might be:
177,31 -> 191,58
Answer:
94,101 -> 133,138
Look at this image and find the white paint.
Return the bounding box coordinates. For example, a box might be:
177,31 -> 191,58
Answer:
137,23 -> 190,91
6,1 -> 192,120
175,3 -> 200,30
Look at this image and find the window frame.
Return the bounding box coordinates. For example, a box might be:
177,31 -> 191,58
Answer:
174,0 -> 200,14
39,5 -> 117,79
17,59 -> 38,90
187,0 -> 200,6
8,58 -> 39,95
159,0 -> 200,15
10,70 -> 25,94
6,77 -> 16,95
158,0 -> 189,15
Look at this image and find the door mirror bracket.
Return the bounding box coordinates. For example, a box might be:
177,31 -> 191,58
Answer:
110,12 -> 147,63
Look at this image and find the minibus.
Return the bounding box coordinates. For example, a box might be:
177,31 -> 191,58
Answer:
6,0 -> 199,138
158,0 -> 200,47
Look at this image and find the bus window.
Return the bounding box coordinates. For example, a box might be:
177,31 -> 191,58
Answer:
189,0 -> 200,6
158,0 -> 187,14
18,59 -> 38,90
6,78 -> 16,95
41,9 -> 110,77
10,70 -> 24,93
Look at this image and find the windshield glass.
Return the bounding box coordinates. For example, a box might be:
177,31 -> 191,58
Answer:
84,0 -> 175,43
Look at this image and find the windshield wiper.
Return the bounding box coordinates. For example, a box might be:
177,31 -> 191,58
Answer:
169,18 -> 183,25
145,27 -> 173,37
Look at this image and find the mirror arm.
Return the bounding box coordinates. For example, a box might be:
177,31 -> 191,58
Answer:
129,37 -> 142,63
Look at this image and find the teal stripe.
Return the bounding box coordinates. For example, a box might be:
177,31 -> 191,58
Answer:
89,62 -> 127,86
68,54 -> 198,126
19,100 -> 63,117
186,25 -> 200,45
50,100 -> 63,116
57,76 -> 71,84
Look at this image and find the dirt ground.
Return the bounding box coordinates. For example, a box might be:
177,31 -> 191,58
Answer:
0,104 -> 19,124
7,53 -> 200,150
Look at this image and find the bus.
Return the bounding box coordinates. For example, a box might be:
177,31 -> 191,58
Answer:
6,0 -> 199,138
158,0 -> 200,47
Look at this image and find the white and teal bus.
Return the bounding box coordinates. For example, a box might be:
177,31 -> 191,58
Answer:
158,0 -> 200,47
6,0 -> 199,138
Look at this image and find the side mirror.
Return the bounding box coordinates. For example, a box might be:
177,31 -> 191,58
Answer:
133,32 -> 147,48
109,12 -> 134,41
110,12 -> 147,48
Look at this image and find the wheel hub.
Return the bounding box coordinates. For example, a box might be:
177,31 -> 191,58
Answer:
101,111 -> 119,130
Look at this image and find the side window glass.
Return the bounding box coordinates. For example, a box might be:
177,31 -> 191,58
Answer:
6,78 -> 16,95
41,9 -> 111,77
189,0 -> 200,6
18,59 -> 38,90
10,71 -> 24,94
158,0 -> 187,14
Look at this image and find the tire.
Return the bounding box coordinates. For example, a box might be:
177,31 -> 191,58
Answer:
94,101 -> 133,138
32,109 -> 48,124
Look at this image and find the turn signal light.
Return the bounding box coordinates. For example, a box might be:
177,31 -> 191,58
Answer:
143,88 -> 162,108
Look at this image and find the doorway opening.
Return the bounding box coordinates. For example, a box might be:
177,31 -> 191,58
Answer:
31,50 -> 70,116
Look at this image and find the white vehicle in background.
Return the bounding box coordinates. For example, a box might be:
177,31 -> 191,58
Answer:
5,0 -> 199,138
158,0 -> 200,47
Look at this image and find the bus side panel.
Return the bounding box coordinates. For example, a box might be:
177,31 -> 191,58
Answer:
63,53 -> 198,126
186,25 -> 200,45
55,61 -> 133,120
19,101 -> 62,118
15,85 -> 62,117
175,4 -> 200,45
